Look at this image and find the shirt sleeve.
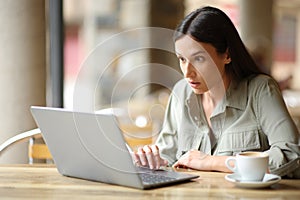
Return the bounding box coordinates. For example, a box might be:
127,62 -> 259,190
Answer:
155,92 -> 179,165
255,76 -> 300,178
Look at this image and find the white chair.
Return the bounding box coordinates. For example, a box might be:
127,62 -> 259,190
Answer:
0,128 -> 52,164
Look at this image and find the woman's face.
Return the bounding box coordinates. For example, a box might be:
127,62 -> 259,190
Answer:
175,35 -> 230,94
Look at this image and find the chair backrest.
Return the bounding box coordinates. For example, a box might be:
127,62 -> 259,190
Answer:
0,128 -> 52,164
28,133 -> 52,164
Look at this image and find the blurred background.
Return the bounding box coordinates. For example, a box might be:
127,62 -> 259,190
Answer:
1,0 -> 300,163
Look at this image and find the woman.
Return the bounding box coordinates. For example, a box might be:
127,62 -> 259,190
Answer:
132,6 -> 300,178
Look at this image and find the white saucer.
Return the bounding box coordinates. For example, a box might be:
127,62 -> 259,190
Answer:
225,173 -> 281,189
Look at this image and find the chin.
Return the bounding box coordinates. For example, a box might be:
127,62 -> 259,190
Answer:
192,89 -> 205,94
190,85 -> 209,94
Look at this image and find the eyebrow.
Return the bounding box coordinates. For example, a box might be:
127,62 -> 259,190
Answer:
175,50 -> 206,57
191,50 -> 206,56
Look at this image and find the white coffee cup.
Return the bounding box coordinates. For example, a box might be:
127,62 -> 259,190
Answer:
225,152 -> 269,181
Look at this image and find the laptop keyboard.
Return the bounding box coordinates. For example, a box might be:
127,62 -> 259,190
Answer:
140,173 -> 177,185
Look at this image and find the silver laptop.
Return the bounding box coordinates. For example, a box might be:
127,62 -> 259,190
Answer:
30,106 -> 199,189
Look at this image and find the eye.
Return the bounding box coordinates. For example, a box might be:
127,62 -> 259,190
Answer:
177,56 -> 186,63
195,56 -> 205,62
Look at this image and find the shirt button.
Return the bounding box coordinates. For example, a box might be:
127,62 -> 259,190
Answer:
194,116 -> 198,121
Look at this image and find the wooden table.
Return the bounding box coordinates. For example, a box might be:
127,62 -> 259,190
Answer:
0,165 -> 299,199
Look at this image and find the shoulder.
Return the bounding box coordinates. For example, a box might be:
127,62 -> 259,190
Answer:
173,78 -> 188,89
166,79 -> 194,106
246,75 -> 282,100
172,79 -> 192,96
248,74 -> 280,91
249,74 -> 277,84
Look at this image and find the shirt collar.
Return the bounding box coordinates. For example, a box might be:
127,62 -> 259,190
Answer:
225,79 -> 248,110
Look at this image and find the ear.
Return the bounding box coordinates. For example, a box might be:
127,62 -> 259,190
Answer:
224,48 -> 231,64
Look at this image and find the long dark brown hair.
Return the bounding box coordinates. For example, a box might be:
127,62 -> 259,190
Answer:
174,6 -> 264,82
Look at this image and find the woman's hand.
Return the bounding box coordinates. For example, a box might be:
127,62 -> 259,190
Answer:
173,150 -> 232,172
172,150 -> 212,170
131,145 -> 168,169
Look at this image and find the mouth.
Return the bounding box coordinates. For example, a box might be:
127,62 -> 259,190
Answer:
188,81 -> 201,89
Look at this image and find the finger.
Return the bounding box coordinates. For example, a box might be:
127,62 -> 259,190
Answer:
172,162 -> 187,169
172,156 -> 188,169
143,145 -> 155,169
131,151 -> 142,166
172,160 -> 181,168
150,145 -> 168,168
137,147 -> 148,166
160,158 -> 168,166
150,145 -> 161,169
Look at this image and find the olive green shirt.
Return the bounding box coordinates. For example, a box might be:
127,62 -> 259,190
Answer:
156,75 -> 300,178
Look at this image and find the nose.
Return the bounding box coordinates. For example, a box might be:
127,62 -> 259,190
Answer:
182,62 -> 196,78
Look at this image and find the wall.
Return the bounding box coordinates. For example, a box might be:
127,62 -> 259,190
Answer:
0,0 -> 46,163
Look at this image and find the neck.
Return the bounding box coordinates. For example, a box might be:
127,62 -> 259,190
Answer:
203,76 -> 231,106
